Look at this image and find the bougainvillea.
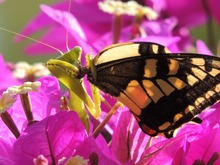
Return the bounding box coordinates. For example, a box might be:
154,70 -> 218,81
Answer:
0,0 -> 220,165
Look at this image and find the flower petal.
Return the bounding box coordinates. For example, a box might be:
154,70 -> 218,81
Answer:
110,110 -> 151,164
196,40 -> 213,55
74,136 -> 119,165
0,138 -> 13,164
136,135 -> 188,165
0,55 -> 20,94
12,111 -> 87,165
31,76 -> 61,120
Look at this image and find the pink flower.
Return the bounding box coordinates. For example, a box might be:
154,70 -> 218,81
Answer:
0,76 -> 60,136
144,0 -> 220,50
12,111 -> 87,165
196,40 -> 213,55
93,17 -> 184,52
73,136 -> 119,165
0,0 -> 5,4
110,110 -> 151,164
16,0 -> 113,55
137,106 -> 220,165
0,76 -> 61,162
17,0 -> 189,56
110,106 -> 220,165
146,0 -> 220,27
1,1 -> 219,165
0,55 -> 21,94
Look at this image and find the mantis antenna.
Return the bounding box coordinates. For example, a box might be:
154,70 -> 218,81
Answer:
0,26 -> 64,55
65,0 -> 72,52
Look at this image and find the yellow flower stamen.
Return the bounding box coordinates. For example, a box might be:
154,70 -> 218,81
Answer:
0,92 -> 16,113
62,156 -> 88,165
0,82 -> 41,138
0,81 -> 41,113
98,0 -> 158,20
13,62 -> 50,81
8,81 -> 41,94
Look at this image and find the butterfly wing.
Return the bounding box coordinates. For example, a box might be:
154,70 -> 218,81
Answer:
88,42 -> 220,138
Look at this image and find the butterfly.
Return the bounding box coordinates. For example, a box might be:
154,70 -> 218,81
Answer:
84,42 -> 220,138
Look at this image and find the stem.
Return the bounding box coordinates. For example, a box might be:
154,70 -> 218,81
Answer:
130,12 -> 146,39
60,96 -> 70,110
207,152 -> 219,165
146,136 -> 153,149
89,152 -> 99,165
100,96 -> 112,110
20,93 -> 34,126
92,102 -> 121,138
92,118 -> 99,133
1,111 -> 20,138
201,0 -> 216,53
112,14 -> 123,44
217,41 -> 220,57
206,20 -> 215,53
25,71 -> 36,82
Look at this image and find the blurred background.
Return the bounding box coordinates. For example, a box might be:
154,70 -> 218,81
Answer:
0,0 -> 57,63
0,0 -> 219,64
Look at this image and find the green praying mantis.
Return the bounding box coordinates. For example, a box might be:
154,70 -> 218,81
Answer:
47,47 -> 101,133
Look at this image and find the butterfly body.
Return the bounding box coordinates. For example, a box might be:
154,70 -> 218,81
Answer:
87,42 -> 220,138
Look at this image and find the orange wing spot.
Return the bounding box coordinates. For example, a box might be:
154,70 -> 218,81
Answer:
140,123 -> 157,136
117,94 -> 142,116
187,74 -> 199,86
158,122 -> 171,131
205,90 -> 216,99
151,44 -> 159,54
173,113 -> 183,122
168,77 -> 187,90
168,59 -> 179,75
191,58 -> 205,65
117,80 -> 151,115
194,97 -> 205,106
208,68 -> 220,77
143,80 -> 164,103
184,105 -> 195,114
191,67 -> 207,80
144,59 -> 157,78
215,83 -> 220,92
156,79 -> 175,96
212,60 -> 220,68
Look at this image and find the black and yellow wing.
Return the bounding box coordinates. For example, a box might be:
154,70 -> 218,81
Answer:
87,42 -> 220,138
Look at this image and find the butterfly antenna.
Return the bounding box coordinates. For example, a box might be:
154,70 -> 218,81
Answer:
0,26 -> 64,55
65,0 -> 72,52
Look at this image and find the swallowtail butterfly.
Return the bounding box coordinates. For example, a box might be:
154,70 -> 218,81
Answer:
82,42 -> 220,138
